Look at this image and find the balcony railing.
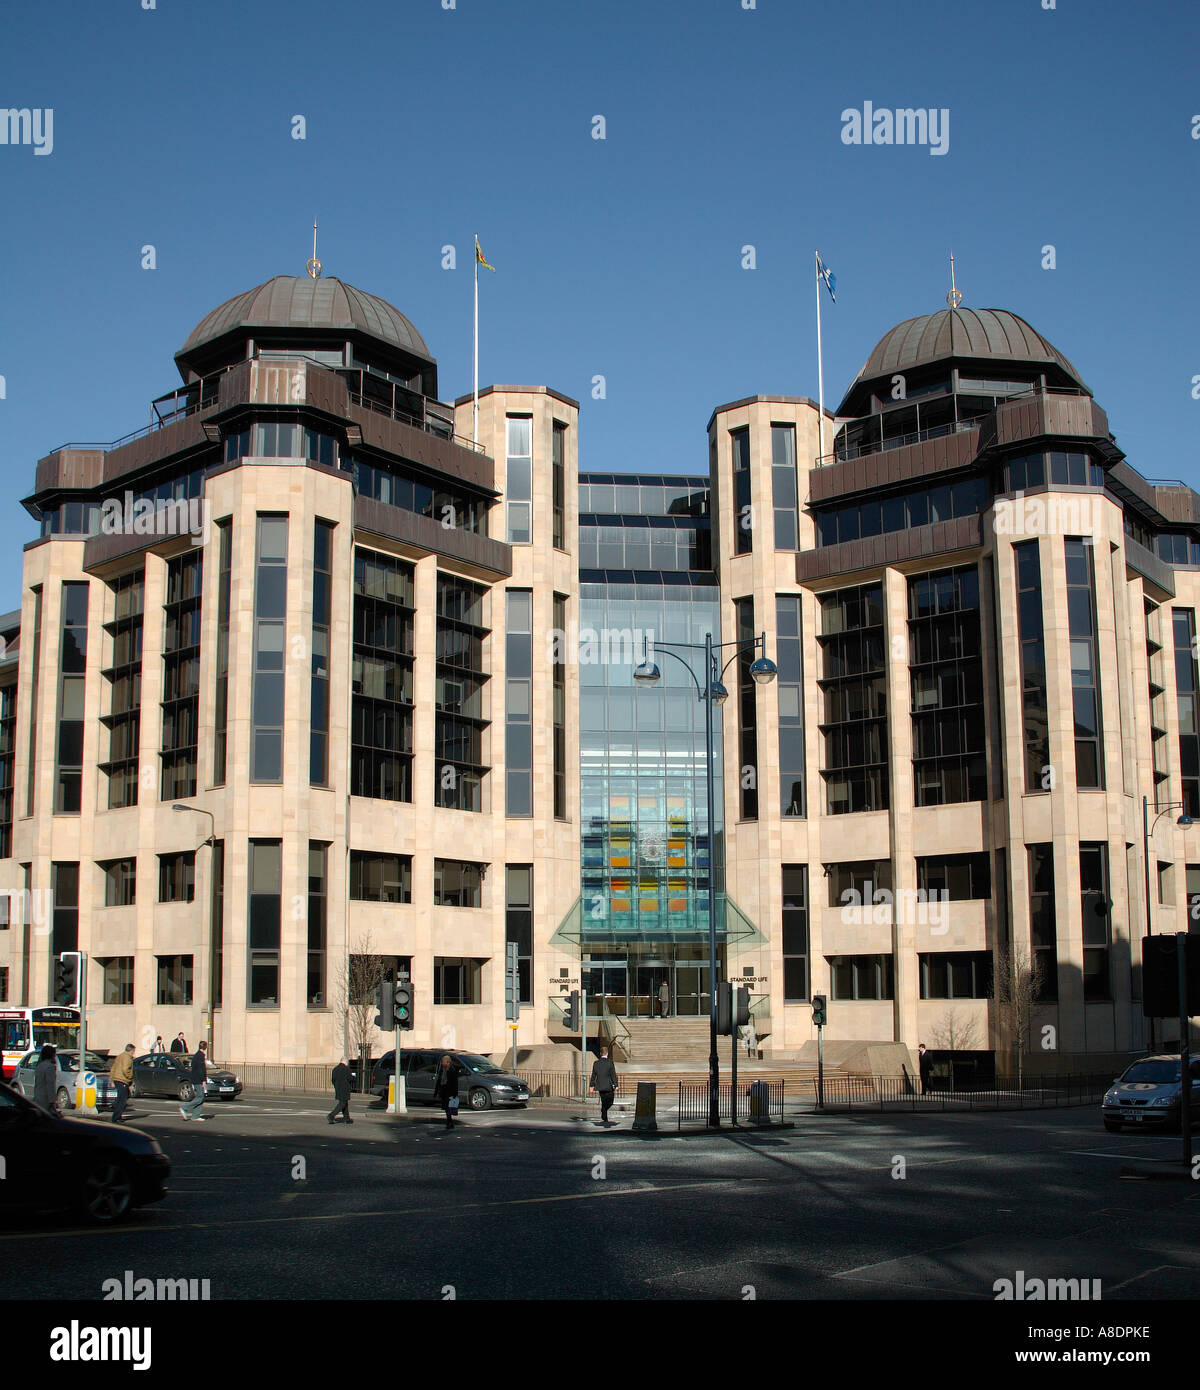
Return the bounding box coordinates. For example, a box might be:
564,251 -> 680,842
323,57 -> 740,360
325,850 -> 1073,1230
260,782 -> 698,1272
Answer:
815,418 -> 981,467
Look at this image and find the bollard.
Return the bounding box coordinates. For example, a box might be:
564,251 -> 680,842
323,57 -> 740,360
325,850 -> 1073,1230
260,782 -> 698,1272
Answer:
632,1081 -> 657,1132
387,1072 -> 407,1115
75,1070 -> 99,1117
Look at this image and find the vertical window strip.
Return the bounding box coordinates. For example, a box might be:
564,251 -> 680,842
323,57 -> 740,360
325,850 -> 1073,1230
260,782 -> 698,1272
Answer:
1027,842 -> 1057,1000
248,839 -> 282,1006
25,588 -> 41,817
735,597 -> 758,819
1065,539 -> 1104,789
771,424 -> 798,550
775,595 -> 805,816
351,548 -> 414,802
818,583 -> 889,814
506,864 -> 533,1006
161,553 -> 202,800
553,593 -> 567,819
1172,608 -> 1200,819
251,514 -> 288,783
310,521 -> 333,785
552,421 -> 566,551
211,839 -> 224,1009
732,428 -> 752,554
55,582 -> 89,813
0,684 -> 16,856
104,571 -> 144,810
1080,841 -> 1111,1000
213,520 -> 231,786
308,841 -> 327,1007
782,864 -> 809,1000
434,575 -> 490,811
506,590 -> 533,817
506,415 -> 532,544
1014,541 -> 1049,793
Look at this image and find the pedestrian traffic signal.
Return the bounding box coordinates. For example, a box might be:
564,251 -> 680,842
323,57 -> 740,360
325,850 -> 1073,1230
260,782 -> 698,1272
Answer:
374,979 -> 395,1032
735,986 -> 750,1029
812,994 -> 827,1028
394,980 -> 414,1031
716,981 -> 732,1035
563,990 -> 580,1031
54,952 -> 80,1008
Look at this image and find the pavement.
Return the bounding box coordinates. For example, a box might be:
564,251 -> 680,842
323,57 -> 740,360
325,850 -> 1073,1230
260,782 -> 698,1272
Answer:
7,1093 -> 1200,1301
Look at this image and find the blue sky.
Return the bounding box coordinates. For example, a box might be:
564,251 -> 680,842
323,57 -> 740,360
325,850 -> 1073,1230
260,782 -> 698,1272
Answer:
0,0 -> 1197,599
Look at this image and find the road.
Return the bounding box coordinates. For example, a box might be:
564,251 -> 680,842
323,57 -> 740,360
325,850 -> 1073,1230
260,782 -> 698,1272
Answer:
7,1095 -> 1200,1301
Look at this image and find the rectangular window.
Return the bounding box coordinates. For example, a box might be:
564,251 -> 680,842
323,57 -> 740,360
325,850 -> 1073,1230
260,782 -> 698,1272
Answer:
506,865 -> 533,1006
506,415 -> 533,544
100,956 -> 134,1006
818,583 -> 888,813
161,552 -> 201,800
156,954 -> 193,1005
252,514 -> 288,783
919,952 -> 992,999
776,595 -> 805,817
352,548 -> 414,802
51,862 -> 79,959
434,859 -> 484,908
916,853 -> 991,901
1014,541 -> 1049,793
158,852 -> 195,904
310,520 -> 333,785
731,428 -> 752,554
1080,841 -> 1111,1000
1173,608 -> 1200,818
101,857 -> 136,907
552,421 -> 566,551
248,840 -> 281,1006
55,581 -> 89,813
771,424 -> 798,549
553,594 -> 567,820
434,957 -> 484,1005
213,520 -> 231,786
735,597 -> 758,819
1065,539 -> 1104,789
506,590 -> 533,817
104,571 -> 143,809
827,954 -> 894,1001
826,860 -> 893,908
436,575 -> 490,812
308,842 -> 327,1007
211,839 -> 224,1009
782,864 -> 809,1001
1027,842 -> 1057,1000
1146,601 -> 1170,799
349,851 -> 412,903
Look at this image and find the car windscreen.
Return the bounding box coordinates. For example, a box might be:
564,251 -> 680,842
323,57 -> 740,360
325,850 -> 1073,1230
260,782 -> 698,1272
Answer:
58,1053 -> 111,1073
457,1055 -> 504,1074
1122,1061 -> 1181,1084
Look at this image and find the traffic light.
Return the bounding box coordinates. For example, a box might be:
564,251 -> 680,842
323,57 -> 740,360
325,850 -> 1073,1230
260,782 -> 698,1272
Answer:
1142,934 -> 1200,1017
394,979 -> 414,1031
716,981 -> 732,1035
54,952 -> 80,1008
504,942 -> 519,1022
811,993 -> 827,1028
373,978 -> 394,1032
563,990 -> 580,1031
735,986 -> 750,1029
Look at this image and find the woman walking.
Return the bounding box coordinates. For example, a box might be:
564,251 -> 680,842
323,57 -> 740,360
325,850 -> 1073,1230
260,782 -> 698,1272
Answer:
433,1055 -> 459,1130
33,1045 -> 58,1113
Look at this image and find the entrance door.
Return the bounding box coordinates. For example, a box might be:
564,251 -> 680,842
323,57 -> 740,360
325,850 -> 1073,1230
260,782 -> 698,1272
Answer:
584,964 -> 628,1016
672,965 -> 710,1017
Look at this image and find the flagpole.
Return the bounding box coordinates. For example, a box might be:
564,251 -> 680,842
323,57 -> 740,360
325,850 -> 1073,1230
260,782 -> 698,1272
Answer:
473,234 -> 480,448
815,250 -> 827,464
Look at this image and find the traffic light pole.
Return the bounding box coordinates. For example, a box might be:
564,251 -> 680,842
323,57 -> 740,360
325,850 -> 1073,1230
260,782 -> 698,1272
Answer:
817,1021 -> 824,1110
730,1000 -> 738,1127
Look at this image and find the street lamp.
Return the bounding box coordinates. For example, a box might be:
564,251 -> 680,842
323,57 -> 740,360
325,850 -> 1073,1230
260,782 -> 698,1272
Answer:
633,631 -> 776,1127
172,805 -> 217,1053
1142,796 -> 1194,1050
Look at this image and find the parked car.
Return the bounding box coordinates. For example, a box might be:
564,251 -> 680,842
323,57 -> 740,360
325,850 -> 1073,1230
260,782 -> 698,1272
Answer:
12,1049 -> 118,1112
129,1053 -> 242,1102
371,1049 -> 531,1110
1102,1054 -> 1200,1132
0,1081 -> 170,1222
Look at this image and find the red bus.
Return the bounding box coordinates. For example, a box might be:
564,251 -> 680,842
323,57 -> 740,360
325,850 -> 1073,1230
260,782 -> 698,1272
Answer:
0,1007 -> 82,1078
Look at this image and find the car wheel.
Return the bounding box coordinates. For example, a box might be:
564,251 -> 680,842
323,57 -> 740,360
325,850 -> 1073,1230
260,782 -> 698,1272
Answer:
178,1081 -> 194,1102
1103,1120 -> 1122,1132
56,1086 -> 72,1110
81,1154 -> 134,1223
469,1088 -> 491,1111
130,1082 -> 141,1099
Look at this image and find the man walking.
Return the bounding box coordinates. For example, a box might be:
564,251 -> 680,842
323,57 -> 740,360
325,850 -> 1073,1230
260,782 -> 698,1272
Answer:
328,1057 -> 353,1125
33,1045 -> 58,1113
589,1045 -> 619,1126
434,1055 -> 459,1130
917,1042 -> 932,1096
658,979 -> 670,1019
170,1033 -> 188,1054
179,1041 -> 209,1121
110,1043 -> 135,1124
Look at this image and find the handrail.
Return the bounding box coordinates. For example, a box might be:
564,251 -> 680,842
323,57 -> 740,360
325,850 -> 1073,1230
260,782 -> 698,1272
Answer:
815,417 -> 980,467
595,996 -> 633,1061
347,390 -> 487,455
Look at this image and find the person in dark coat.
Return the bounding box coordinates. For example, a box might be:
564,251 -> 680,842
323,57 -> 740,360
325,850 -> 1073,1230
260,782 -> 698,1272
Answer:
33,1045 -> 58,1113
170,1033 -> 187,1054
179,1041 -> 208,1121
328,1057 -> 353,1125
658,980 -> 670,1018
589,1046 -> 618,1126
433,1055 -> 459,1129
917,1043 -> 932,1095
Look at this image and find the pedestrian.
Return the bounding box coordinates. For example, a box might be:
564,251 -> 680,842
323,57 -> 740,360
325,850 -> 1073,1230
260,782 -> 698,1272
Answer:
170,1032 -> 187,1054
744,1019 -> 758,1059
33,1044 -> 58,1113
110,1043 -> 135,1124
917,1042 -> 932,1095
179,1041 -> 209,1121
658,979 -> 670,1019
589,1045 -> 618,1126
433,1054 -> 459,1130
328,1057 -> 353,1125
152,1035 -> 166,1054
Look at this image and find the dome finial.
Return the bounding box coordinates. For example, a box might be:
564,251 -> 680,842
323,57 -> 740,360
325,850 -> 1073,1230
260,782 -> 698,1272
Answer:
946,251 -> 962,309
306,218 -> 322,280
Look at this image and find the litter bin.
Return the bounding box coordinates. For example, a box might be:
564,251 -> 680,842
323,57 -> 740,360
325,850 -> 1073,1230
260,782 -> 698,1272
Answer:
748,1079 -> 771,1124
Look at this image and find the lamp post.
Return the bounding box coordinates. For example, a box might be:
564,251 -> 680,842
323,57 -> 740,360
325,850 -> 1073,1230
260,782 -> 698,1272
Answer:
634,632 -> 776,1127
172,805 -> 217,1055
1142,796 -> 1194,1052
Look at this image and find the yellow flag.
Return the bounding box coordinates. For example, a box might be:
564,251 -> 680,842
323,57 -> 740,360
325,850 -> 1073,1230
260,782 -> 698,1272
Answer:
475,237 -> 496,272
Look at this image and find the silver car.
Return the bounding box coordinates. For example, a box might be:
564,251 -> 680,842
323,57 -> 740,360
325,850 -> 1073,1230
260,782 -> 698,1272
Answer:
1102,1054 -> 1200,1132
12,1050 -> 118,1112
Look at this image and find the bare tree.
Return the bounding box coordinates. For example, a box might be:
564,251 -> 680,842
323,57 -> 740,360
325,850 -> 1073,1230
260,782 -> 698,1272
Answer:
331,931 -> 388,1094
993,941 -> 1045,1091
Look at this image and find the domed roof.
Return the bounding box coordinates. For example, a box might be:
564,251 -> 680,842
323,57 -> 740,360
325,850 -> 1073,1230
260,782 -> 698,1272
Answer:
841,307 -> 1087,408
178,275 -> 432,361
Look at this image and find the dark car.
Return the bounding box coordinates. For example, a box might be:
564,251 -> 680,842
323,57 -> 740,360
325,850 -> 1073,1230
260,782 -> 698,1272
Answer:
1102,1054 -> 1200,1131
371,1049 -> 531,1110
0,1082 -> 170,1222
130,1053 -> 243,1102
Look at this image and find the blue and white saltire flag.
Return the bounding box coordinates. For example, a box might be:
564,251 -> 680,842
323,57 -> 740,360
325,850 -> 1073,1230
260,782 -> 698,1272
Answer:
816,252 -> 837,303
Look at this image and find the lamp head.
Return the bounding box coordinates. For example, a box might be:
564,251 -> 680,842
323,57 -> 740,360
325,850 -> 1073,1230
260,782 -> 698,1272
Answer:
1179,814 -> 1195,827
749,656 -> 777,686
710,679 -> 729,706
633,662 -> 661,687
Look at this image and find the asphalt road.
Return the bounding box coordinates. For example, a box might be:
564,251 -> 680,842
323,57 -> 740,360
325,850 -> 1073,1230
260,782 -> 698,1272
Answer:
7,1095 -> 1200,1301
